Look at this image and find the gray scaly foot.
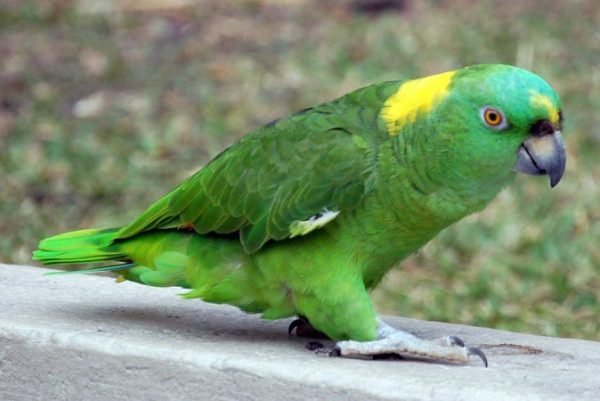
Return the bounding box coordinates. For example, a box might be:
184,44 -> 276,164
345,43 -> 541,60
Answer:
331,318 -> 488,367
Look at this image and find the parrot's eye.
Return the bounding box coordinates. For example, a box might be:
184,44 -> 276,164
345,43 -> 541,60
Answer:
480,107 -> 508,130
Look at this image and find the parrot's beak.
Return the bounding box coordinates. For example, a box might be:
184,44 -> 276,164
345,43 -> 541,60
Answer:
514,120 -> 566,187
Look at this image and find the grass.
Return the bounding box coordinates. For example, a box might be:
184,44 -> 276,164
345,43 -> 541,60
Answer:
1,0 -> 599,340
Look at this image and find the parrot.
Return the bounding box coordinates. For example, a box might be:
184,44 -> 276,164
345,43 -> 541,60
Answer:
33,64 -> 566,367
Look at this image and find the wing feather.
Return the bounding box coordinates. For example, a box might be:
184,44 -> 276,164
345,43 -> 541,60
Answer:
116,103 -> 376,253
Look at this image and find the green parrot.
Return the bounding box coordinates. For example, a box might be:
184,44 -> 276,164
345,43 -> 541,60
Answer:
33,64 -> 565,367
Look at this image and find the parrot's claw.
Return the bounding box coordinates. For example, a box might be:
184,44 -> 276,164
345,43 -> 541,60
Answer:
288,317 -> 329,338
288,318 -> 303,336
443,336 -> 488,367
447,335 -> 465,347
332,320 -> 489,367
466,345 -> 488,368
305,341 -> 342,357
329,346 -> 341,357
305,341 -> 325,351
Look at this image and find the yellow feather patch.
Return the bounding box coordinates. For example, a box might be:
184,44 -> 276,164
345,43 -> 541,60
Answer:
529,91 -> 559,125
381,70 -> 456,135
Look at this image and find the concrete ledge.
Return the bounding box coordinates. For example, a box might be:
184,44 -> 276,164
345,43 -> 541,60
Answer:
1,263 -> 599,401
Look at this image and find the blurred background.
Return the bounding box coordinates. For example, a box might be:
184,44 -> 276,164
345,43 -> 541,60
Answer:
1,0 -> 599,340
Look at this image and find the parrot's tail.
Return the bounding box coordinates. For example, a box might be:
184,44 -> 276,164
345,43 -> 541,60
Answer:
32,227 -> 126,265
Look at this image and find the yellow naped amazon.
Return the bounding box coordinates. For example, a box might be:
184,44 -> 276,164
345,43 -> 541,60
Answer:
34,64 -> 566,366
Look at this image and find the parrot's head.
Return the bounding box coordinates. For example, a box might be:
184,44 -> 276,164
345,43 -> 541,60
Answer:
383,64 -> 566,197
435,64 -> 565,189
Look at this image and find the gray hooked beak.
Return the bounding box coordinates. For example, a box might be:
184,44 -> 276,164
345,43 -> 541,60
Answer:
514,120 -> 566,187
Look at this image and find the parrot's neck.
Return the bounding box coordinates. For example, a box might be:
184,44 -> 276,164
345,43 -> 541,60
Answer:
337,137 -> 511,289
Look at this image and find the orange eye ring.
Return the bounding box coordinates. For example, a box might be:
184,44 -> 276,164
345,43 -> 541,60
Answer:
481,107 -> 508,129
484,108 -> 502,126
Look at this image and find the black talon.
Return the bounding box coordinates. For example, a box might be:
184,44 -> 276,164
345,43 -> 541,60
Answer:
448,335 -> 465,347
467,346 -> 489,368
448,336 -> 488,367
329,346 -> 341,357
305,341 -> 324,351
287,317 -> 329,338
307,342 -> 340,356
288,318 -> 303,336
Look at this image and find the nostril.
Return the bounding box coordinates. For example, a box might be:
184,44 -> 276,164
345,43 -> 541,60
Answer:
530,120 -> 555,137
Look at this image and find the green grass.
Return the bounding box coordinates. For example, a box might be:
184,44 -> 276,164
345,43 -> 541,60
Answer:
1,0 -> 599,340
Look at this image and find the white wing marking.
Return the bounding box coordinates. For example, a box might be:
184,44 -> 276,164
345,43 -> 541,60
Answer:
289,208 -> 340,238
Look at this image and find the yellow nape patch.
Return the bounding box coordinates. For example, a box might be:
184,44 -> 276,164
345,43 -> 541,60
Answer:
530,91 -> 559,125
381,70 -> 456,135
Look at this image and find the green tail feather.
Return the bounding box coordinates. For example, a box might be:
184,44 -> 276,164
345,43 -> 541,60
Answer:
34,227 -> 194,289
33,227 -> 126,265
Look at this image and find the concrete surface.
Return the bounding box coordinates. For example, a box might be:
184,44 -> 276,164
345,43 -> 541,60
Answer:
0,263 -> 599,401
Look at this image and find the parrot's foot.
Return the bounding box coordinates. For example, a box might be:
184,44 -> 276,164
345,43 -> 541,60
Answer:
331,319 -> 488,367
311,343 -> 406,360
305,341 -> 325,351
288,316 -> 329,339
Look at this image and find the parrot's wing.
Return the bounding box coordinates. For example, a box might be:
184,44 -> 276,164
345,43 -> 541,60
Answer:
116,110 -> 375,253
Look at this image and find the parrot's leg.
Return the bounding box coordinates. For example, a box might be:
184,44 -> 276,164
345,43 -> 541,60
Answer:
332,318 -> 488,367
293,273 -> 379,342
288,316 -> 328,338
